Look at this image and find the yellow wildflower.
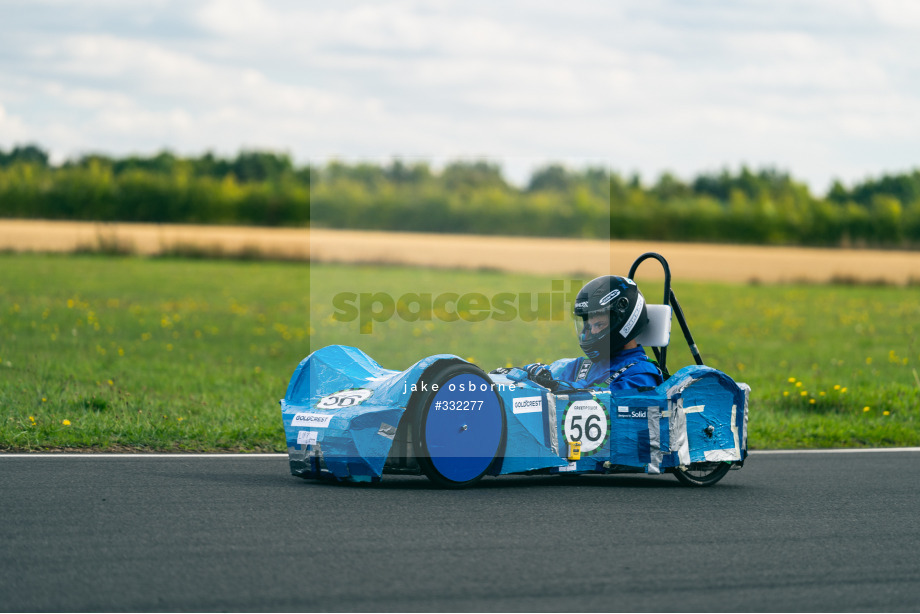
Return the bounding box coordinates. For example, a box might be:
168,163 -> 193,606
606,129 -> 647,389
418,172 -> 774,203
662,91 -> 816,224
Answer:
62,419 -> 71,426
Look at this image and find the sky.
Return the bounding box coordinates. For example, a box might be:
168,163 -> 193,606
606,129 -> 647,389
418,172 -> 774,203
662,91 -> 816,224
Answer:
2,0 -> 919,194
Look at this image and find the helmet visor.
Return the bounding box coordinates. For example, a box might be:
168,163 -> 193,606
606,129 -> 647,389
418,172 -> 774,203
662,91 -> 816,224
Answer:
575,310 -> 611,342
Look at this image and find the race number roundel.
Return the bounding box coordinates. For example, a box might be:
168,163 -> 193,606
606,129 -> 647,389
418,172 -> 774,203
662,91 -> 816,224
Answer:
563,399 -> 610,455
316,388 -> 372,409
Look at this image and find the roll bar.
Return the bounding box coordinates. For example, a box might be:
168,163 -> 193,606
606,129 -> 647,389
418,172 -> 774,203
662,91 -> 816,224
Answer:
627,252 -> 704,379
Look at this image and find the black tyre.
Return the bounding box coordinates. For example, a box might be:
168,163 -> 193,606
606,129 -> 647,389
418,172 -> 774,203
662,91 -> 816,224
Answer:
672,462 -> 731,487
411,363 -> 506,489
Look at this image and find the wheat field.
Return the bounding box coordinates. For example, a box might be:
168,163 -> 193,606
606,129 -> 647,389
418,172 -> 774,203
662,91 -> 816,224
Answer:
2,219 -> 918,284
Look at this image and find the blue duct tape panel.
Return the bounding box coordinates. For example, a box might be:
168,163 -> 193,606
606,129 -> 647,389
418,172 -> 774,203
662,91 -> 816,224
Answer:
660,365 -> 748,467
558,367 -> 747,472
551,390 -> 670,474
606,389 -> 669,473
281,345 -> 462,480
494,381 -> 568,475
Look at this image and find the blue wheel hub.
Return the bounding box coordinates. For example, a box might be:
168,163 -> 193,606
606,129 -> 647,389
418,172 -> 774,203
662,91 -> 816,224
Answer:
423,373 -> 504,482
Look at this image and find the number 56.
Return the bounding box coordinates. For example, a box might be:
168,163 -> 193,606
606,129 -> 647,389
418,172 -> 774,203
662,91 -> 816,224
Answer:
569,413 -> 603,442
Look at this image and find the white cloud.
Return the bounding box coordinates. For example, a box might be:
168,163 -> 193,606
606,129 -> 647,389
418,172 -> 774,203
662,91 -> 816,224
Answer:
871,0 -> 920,27
0,104 -> 30,144
1,0 -> 919,192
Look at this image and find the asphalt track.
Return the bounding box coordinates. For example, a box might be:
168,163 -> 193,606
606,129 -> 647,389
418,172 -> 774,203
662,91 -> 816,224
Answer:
2,451 -> 919,612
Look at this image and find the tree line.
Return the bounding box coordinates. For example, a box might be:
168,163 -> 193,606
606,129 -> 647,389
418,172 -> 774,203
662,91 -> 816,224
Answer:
1,144 -> 918,247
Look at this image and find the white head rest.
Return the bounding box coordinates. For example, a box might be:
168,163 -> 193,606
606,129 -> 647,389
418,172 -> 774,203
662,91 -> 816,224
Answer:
634,304 -> 671,348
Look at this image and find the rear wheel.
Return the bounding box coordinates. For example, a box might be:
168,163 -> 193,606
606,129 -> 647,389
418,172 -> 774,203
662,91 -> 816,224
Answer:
672,462 -> 731,487
411,363 -> 506,489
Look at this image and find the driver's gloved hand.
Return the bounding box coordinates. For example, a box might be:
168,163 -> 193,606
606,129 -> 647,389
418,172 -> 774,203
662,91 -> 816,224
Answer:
523,363 -> 558,391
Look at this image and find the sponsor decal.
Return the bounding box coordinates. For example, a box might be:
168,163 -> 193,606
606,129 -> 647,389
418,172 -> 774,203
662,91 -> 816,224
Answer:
316,388 -> 372,409
574,301 -> 589,310
292,413 -> 334,428
576,360 -> 592,381
562,400 -> 610,455
297,430 -> 318,445
512,396 -> 543,414
599,290 -> 620,306
619,293 -> 645,337
617,405 -> 648,419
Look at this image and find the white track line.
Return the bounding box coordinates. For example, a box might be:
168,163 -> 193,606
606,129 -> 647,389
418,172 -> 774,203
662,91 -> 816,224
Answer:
750,447 -> 920,455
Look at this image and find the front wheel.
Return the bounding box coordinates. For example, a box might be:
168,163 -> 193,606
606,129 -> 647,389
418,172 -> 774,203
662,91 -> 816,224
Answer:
411,363 -> 506,489
672,462 -> 731,487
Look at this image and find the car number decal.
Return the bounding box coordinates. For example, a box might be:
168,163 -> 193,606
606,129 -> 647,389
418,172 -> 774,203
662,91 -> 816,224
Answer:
315,388 -> 373,409
562,399 -> 610,455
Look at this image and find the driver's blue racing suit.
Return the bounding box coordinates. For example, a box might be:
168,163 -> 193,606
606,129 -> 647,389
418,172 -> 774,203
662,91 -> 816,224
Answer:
543,345 -> 663,391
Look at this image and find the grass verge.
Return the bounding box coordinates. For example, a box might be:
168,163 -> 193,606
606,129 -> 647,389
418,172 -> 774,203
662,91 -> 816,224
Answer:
1,254 -> 917,451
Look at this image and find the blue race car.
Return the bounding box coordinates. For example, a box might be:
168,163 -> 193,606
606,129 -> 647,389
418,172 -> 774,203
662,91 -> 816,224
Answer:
282,253 -> 749,488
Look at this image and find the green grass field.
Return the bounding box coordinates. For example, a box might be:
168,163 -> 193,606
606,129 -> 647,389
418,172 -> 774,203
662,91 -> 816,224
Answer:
1,253 -> 918,451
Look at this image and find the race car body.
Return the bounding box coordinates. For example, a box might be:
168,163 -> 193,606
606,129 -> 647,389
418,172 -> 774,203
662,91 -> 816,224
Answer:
283,252 -> 749,487
281,344 -> 749,487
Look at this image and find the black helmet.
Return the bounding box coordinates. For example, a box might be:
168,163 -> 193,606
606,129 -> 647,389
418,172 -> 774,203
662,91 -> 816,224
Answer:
573,275 -> 648,360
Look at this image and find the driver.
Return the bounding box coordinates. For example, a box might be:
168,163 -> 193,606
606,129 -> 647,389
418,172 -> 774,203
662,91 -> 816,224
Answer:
500,276 -> 663,392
